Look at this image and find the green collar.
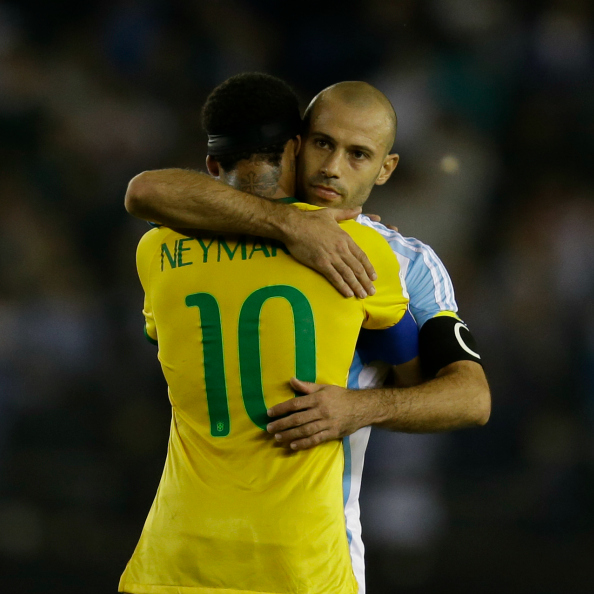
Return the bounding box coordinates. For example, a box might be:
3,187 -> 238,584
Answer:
277,196 -> 300,204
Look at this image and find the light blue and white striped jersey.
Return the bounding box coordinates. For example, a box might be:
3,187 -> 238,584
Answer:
358,215 -> 458,328
344,214 -> 459,593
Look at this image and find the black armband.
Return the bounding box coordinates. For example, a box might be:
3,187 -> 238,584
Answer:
419,315 -> 482,378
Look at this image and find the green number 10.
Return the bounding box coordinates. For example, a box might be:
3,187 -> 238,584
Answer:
185,285 -> 316,437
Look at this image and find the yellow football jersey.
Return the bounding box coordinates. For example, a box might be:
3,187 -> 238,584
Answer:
119,203 -> 408,594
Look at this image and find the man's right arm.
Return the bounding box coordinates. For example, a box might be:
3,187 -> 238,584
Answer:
125,169 -> 376,299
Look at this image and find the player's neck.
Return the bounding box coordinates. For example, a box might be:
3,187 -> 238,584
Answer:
225,161 -> 296,200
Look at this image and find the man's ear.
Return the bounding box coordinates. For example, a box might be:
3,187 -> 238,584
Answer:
206,155 -> 221,178
293,135 -> 302,157
375,153 -> 399,186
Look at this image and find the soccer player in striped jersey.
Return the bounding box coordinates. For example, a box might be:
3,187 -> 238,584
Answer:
303,216 -> 471,589
125,74 -> 490,593
266,82 -> 489,592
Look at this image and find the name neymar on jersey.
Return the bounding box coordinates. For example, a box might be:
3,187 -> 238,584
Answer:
160,235 -> 290,271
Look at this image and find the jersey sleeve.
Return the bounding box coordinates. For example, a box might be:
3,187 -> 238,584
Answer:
403,246 -> 458,327
137,229 -> 161,345
356,308 -> 419,366
356,215 -> 458,328
142,295 -> 158,345
344,222 -> 409,330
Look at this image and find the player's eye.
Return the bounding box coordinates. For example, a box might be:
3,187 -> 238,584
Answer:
315,139 -> 329,149
352,150 -> 367,160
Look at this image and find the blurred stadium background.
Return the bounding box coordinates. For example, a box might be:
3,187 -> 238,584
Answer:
0,0 -> 593,592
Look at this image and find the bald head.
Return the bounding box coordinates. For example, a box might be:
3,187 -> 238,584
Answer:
304,81 -> 397,154
297,81 -> 400,209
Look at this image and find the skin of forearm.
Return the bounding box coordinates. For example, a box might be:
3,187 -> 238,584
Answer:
126,169 -> 377,299
125,169 -> 297,240
357,361 -> 490,432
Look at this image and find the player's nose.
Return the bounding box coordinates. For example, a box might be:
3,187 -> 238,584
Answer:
320,152 -> 341,178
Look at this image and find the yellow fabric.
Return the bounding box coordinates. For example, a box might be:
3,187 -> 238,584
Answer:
120,203 -> 409,594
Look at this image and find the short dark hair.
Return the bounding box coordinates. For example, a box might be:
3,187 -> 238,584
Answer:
202,73 -> 300,170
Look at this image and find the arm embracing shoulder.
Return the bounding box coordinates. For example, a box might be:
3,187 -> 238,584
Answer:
125,170 -> 377,300
361,232 -> 489,428
125,168 -> 291,237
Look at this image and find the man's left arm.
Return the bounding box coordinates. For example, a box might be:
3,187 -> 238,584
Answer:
267,223 -> 491,449
267,313 -> 491,449
267,307 -> 490,450
266,359 -> 489,450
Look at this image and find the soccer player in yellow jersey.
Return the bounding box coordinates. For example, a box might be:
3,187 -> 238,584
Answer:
119,75 -> 410,594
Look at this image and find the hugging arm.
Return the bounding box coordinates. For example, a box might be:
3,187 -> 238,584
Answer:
267,316 -> 490,450
266,233 -> 491,451
125,169 -> 376,298
267,360 -> 489,450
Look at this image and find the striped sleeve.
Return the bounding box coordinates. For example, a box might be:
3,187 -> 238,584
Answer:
357,215 -> 458,328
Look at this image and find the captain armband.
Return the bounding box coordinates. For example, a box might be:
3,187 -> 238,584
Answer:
419,315 -> 482,378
